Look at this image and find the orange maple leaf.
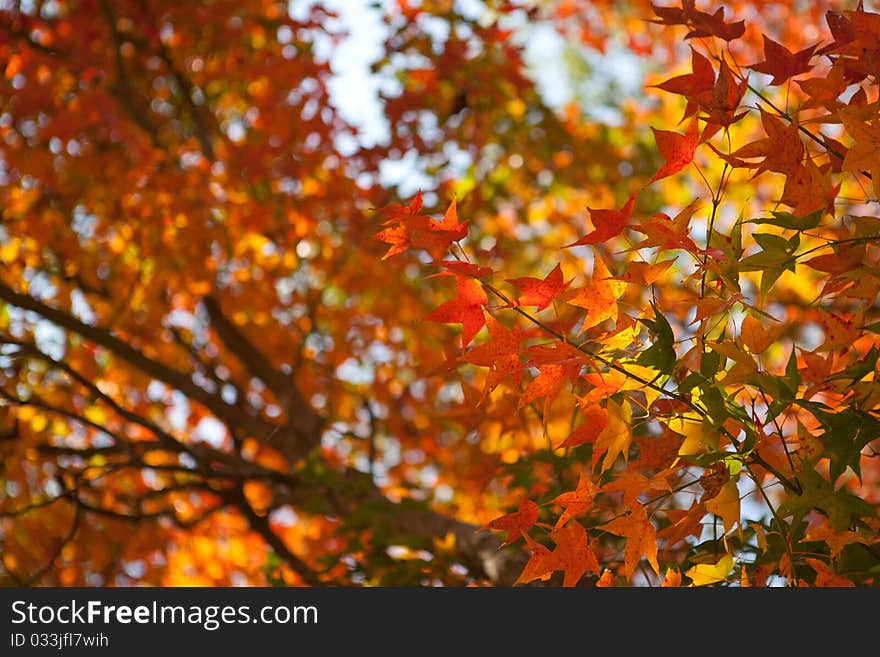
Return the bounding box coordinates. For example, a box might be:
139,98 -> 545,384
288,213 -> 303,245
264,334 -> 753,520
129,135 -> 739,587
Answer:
748,34 -> 816,86
632,202 -> 700,254
721,108 -> 804,177
518,362 -> 580,417
649,117 -> 699,183
464,313 -> 523,399
839,106 -> 880,198
506,263 -> 572,311
376,196 -> 467,260
558,404 -> 609,448
516,522 -> 599,587
552,473 -> 598,529
612,258 -> 676,286
424,275 -> 488,347
591,398 -> 632,473
804,558 -> 855,587
661,568 -> 682,587
598,504 -> 659,579
485,497 -> 539,546
564,252 -> 625,333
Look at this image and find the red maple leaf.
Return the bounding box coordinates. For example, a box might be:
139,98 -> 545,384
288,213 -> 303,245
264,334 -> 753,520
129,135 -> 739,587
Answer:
748,35 -> 817,86
506,263 -> 572,311
652,47 -> 715,119
431,260 -> 495,279
650,0 -> 745,42
485,497 -> 539,546
704,58 -> 748,127
649,117 -> 699,183
565,195 -> 636,247
516,522 -> 599,587
424,275 -> 488,347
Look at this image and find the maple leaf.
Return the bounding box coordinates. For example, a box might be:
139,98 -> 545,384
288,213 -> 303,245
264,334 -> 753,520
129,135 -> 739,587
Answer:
741,313 -> 786,354
650,1 -> 745,42
424,275 -> 488,347
653,46 -> 715,102
722,108 -> 804,177
505,263 -> 571,311
704,479 -> 740,532
564,252 -> 626,333
375,223 -> 414,261
779,159 -> 838,218
699,462 -> 728,501
804,558 -> 855,587
431,260 -> 495,279
598,504 -> 659,579
648,117 -> 699,183
839,106 -> 880,198
565,195 -> 636,247
632,428 -> 682,471
376,196 -> 467,260
601,471 -> 652,508
748,35 -> 816,86
518,362 -> 580,417
661,568 -> 682,587
552,473 -> 598,528
795,63 -> 848,111
516,522 -> 599,587
558,404 -> 609,448
592,398 -> 632,473
612,258 -> 676,286
704,58 -> 748,127
463,313 -> 523,399
632,202 -> 700,254
658,502 -> 707,548
686,553 -> 734,586
375,192 -> 429,259
485,498 -> 538,546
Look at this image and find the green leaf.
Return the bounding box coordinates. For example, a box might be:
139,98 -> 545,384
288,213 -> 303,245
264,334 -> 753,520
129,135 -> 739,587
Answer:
747,209 -> 823,231
753,232 -> 791,252
739,234 -> 800,295
797,401 -> 880,483
700,350 -> 722,377
778,468 -> 876,531
637,302 -> 676,375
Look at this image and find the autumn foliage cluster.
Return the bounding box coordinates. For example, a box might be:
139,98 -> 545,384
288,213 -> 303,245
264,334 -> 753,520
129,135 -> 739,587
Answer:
1,0 -> 878,587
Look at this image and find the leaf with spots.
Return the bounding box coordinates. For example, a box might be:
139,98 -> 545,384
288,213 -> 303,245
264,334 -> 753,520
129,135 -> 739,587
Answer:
598,504 -> 659,579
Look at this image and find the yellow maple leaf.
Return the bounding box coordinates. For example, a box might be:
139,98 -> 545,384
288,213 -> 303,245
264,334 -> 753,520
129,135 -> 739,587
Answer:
705,479 -> 740,533
687,553 -> 734,586
593,398 -> 632,473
